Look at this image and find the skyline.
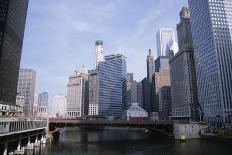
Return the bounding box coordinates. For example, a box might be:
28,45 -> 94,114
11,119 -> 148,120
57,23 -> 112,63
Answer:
21,0 -> 186,97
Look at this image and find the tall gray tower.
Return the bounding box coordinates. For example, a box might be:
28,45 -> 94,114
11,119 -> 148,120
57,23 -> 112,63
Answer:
146,49 -> 155,82
188,0 -> 232,123
0,0 -> 29,106
170,5 -> 200,122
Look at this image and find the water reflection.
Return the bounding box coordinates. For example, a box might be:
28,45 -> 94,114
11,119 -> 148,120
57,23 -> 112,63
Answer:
29,127 -> 232,155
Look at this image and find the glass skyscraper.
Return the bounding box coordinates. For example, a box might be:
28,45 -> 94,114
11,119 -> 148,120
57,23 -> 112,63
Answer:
98,54 -> 127,117
188,0 -> 232,123
0,0 -> 29,106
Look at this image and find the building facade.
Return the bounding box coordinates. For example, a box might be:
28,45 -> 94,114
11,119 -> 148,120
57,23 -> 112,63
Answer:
38,92 -> 48,107
51,94 -> 67,118
88,70 -> 99,116
95,40 -> 104,68
156,28 -> 178,57
66,67 -> 88,118
17,69 -> 36,116
0,0 -> 29,107
188,0 -> 232,123
169,5 -> 200,122
98,54 -> 127,118
126,73 -> 138,108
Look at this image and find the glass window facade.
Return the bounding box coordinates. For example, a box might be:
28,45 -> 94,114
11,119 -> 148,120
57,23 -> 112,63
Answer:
188,0 -> 232,123
0,0 -> 29,106
98,54 -> 127,117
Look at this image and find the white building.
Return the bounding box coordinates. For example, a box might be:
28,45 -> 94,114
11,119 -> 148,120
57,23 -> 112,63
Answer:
66,67 -> 88,118
95,40 -> 104,68
51,94 -> 67,118
34,106 -> 48,118
16,94 -> 25,108
126,103 -> 148,121
17,69 -> 36,116
156,28 -> 178,57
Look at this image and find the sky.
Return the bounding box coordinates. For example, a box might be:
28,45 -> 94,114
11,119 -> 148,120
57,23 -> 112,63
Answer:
21,0 -> 187,99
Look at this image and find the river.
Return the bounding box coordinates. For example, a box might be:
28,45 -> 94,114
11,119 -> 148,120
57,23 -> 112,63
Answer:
34,127 -> 232,155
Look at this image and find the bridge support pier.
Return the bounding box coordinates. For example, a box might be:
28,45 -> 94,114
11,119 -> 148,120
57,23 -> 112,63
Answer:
3,143 -> 7,155
17,140 -> 21,150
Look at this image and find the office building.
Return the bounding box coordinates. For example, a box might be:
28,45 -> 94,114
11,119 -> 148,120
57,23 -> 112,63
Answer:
146,49 -> 155,82
0,0 -> 29,107
51,94 -> 67,118
95,40 -> 104,68
66,67 -> 88,118
98,54 -> 127,118
17,69 -> 36,116
126,73 -> 138,108
188,0 -> 232,123
169,5 -> 200,121
137,82 -> 143,108
156,28 -> 178,57
38,92 -> 48,107
153,56 -> 171,119
154,56 -> 170,72
88,70 -> 99,116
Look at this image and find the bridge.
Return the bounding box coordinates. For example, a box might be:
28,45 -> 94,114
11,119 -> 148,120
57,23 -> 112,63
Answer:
49,118 -> 175,138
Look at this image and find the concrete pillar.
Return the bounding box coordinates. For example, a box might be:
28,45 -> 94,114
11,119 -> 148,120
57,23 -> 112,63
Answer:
3,143 -> 7,155
27,137 -> 31,146
17,140 -> 21,150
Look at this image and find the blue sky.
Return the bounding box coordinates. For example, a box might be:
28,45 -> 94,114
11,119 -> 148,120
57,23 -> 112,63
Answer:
21,0 -> 187,98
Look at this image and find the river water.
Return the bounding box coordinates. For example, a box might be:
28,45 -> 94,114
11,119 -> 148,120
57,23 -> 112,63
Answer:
35,127 -> 232,155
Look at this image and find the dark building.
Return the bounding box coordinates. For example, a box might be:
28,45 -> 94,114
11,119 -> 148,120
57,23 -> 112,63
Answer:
158,86 -> 172,120
142,49 -> 155,116
0,0 -> 29,106
169,5 -> 200,122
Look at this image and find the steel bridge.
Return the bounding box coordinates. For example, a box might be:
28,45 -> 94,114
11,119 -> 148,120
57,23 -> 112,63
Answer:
49,118 -> 175,138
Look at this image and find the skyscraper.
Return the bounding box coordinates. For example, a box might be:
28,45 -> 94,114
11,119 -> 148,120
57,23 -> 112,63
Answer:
95,40 -> 104,68
17,69 -> 36,116
66,67 -> 88,118
156,28 -> 178,57
98,54 -> 127,118
188,0 -> 232,123
0,0 -> 29,107
88,70 -> 99,116
38,92 -> 48,107
147,49 -> 155,82
126,73 -> 138,108
169,5 -> 200,122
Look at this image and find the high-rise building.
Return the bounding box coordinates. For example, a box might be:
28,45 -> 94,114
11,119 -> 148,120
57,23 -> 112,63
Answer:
146,49 -> 155,82
0,0 -> 29,107
95,40 -> 104,68
169,5 -> 200,122
66,67 -> 88,118
153,56 -> 171,120
156,28 -> 178,57
17,69 -> 36,116
88,70 -> 99,116
51,94 -> 67,118
137,82 -> 143,108
154,56 -> 170,72
38,92 -> 48,107
188,0 -> 232,123
98,54 -> 127,118
126,73 -> 138,108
